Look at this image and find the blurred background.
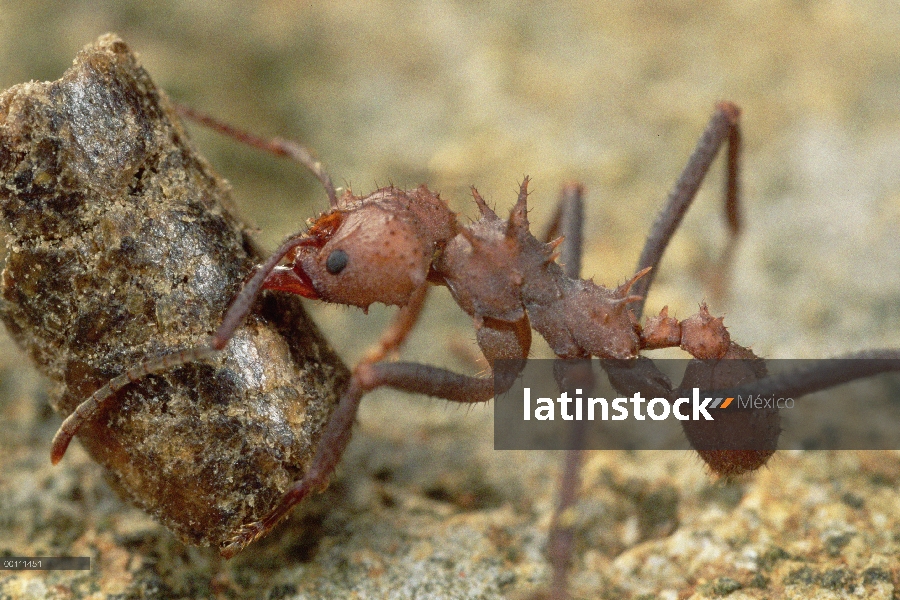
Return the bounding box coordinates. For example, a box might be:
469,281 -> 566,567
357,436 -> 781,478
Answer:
1,2 -> 899,598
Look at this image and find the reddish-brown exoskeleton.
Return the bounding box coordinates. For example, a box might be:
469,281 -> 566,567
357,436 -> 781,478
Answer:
47,100 -> 900,600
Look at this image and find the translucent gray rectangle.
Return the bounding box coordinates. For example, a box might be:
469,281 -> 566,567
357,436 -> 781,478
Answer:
493,358 -> 900,451
0,557 -> 91,570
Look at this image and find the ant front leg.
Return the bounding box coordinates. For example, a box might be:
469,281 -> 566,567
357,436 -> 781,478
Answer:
631,101 -> 742,319
49,233 -> 319,464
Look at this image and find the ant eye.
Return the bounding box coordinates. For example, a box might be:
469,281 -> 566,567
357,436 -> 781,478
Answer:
325,249 -> 349,275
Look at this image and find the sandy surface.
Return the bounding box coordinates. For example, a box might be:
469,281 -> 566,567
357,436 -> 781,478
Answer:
1,2 -> 899,599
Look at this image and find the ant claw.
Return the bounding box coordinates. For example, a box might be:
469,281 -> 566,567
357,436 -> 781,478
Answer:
220,521 -> 266,559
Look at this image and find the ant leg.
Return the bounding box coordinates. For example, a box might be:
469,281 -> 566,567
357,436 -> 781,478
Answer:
50,233 -> 314,464
173,104 -> 338,208
357,360 -> 495,401
711,348 -> 900,400
631,102 -> 742,320
360,284 -> 430,365
221,376 -> 368,558
543,183 -> 591,600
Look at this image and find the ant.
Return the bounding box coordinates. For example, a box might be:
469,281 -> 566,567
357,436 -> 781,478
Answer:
50,102 -> 749,516
28,40 -> 900,598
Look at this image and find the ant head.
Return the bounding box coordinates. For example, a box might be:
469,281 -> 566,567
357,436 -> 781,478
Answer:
281,188 -> 456,309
